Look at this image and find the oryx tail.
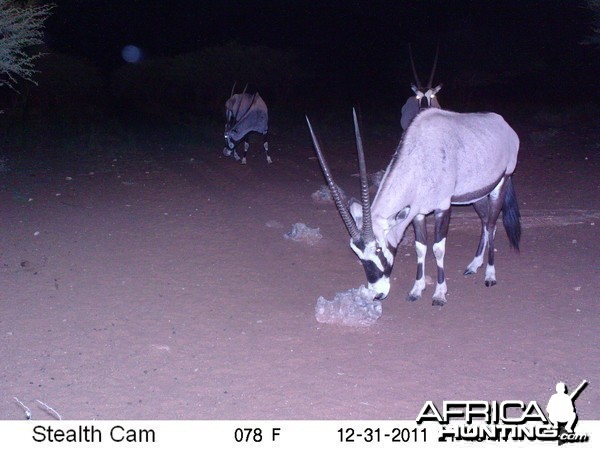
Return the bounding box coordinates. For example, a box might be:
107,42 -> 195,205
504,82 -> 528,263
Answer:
502,177 -> 521,251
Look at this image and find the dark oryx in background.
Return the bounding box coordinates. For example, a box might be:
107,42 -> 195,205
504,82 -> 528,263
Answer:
224,83 -> 272,164
401,45 -> 442,130
307,107 -> 521,306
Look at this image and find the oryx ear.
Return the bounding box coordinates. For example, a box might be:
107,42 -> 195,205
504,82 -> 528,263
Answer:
393,206 -> 411,223
384,206 -> 412,247
430,84 -> 442,109
383,205 -> 411,232
348,198 -> 363,230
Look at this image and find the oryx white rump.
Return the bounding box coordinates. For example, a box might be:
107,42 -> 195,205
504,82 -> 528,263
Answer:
224,85 -> 271,164
307,107 -> 521,306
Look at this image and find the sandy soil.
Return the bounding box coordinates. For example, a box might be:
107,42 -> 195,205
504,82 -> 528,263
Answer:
0,116 -> 598,420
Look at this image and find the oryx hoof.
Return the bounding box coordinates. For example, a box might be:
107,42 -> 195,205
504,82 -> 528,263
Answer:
223,148 -> 232,157
463,268 -> 476,276
407,293 -> 421,302
485,279 -> 497,287
241,157 -> 247,165
266,156 -> 273,164
432,297 -> 447,307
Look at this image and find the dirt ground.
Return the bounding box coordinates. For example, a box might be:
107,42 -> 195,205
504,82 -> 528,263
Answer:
0,115 -> 598,420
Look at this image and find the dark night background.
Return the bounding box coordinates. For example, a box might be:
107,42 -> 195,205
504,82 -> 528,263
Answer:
1,0 -> 598,154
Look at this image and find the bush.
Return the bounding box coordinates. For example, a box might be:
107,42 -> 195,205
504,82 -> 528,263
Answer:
0,0 -> 53,90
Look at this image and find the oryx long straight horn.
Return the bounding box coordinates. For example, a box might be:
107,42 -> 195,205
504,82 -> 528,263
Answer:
353,108 -> 374,243
306,116 -> 361,242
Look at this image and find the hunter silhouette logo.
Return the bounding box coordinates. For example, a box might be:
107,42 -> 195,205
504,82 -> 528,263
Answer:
416,379 -> 590,443
546,380 -> 588,443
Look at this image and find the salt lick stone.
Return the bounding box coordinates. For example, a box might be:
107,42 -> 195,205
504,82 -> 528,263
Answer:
284,223 -> 322,245
315,285 -> 382,327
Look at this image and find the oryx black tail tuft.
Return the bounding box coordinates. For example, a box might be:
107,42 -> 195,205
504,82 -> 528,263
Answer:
502,176 -> 521,252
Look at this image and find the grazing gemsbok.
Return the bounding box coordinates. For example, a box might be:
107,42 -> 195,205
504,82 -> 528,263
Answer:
401,45 -> 442,130
224,83 -> 271,164
307,108 -> 521,305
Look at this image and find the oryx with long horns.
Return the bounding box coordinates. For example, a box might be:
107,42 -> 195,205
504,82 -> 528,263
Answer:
401,45 -> 443,130
224,83 -> 271,164
307,107 -> 521,305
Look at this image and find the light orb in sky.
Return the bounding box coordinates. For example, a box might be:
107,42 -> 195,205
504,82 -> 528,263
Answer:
121,45 -> 142,63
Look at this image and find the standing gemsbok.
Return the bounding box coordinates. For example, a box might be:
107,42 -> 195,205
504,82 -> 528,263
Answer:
307,108 -> 521,305
401,45 -> 443,130
224,83 -> 271,164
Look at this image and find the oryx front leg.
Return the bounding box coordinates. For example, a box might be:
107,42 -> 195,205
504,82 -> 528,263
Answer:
432,209 -> 450,306
408,215 -> 427,302
241,141 -> 249,164
232,147 -> 241,161
263,138 -> 272,164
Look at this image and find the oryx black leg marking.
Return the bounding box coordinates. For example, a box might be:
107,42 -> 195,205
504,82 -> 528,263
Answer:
432,208 -> 451,306
231,142 -> 241,162
264,133 -> 272,164
464,198 -> 490,275
223,139 -> 234,157
241,140 -> 250,164
408,214 -> 427,302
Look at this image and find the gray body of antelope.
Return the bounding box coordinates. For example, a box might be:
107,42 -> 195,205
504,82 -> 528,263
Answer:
224,88 -> 271,164
308,107 -> 521,305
